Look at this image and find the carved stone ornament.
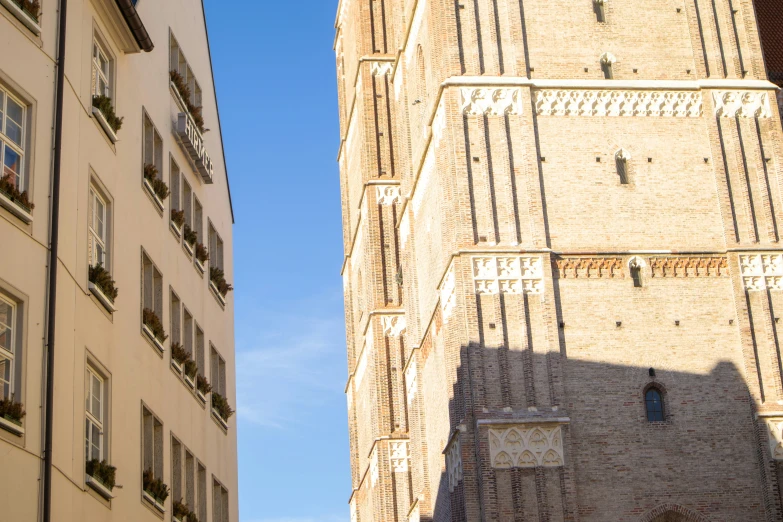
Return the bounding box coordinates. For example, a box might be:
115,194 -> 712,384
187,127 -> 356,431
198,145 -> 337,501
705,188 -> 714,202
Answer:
460,87 -> 523,116
489,425 -> 565,469
370,447 -> 379,487
381,315 -> 407,338
555,257 -> 623,279
713,91 -> 772,118
535,89 -> 703,117
473,256 -> 544,295
650,256 -> 729,278
440,261 -> 457,320
600,52 -> 617,65
405,358 -> 418,405
371,61 -> 393,76
446,436 -> 463,492
739,254 -> 783,291
390,440 -> 410,473
376,185 -> 401,206
766,418 -> 783,460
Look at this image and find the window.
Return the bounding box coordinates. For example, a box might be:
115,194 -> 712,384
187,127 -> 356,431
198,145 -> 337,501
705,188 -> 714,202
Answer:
213,479 -> 229,522
143,113 -> 164,183
170,158 -> 181,229
195,325 -> 205,377
208,222 -> 224,271
0,295 -> 18,402
615,149 -> 630,185
183,178 -> 193,231
593,0 -> 606,22
170,33 -> 203,110
171,436 -> 183,505
142,406 -> 163,481
88,186 -> 109,268
184,309 -> 193,358
92,39 -> 112,98
194,197 -> 203,245
210,346 -> 226,397
197,464 -> 207,521
600,52 -> 616,80
0,86 -> 26,195
645,388 -> 664,422
170,291 -> 181,347
171,437 -> 204,515
85,367 -> 106,461
629,257 -> 645,288
142,252 -> 164,346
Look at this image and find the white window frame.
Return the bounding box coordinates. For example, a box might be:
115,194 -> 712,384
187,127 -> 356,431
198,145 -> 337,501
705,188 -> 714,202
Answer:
212,478 -> 229,522
85,367 -> 105,462
142,112 -> 164,181
89,186 -> 108,268
0,294 -> 16,401
0,86 -> 27,193
92,38 -> 112,98
210,345 -> 226,396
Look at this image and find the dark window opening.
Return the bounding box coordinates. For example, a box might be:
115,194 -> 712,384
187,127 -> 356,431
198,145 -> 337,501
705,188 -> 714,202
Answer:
645,388 -> 664,421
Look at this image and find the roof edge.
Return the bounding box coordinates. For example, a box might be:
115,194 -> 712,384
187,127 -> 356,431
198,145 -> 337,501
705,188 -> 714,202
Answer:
115,0 -> 154,52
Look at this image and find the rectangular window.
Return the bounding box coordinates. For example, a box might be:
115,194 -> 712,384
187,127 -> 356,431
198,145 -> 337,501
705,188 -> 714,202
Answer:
195,325 -> 205,377
185,450 -> 195,509
92,39 -> 112,98
170,158 -> 180,216
208,222 -> 224,271
171,436 -> 182,503
170,291 -> 181,347
142,406 -> 163,481
88,186 -> 109,268
194,198 -> 203,245
85,367 -> 105,461
213,479 -> 229,522
183,309 -> 193,358
0,86 -> 26,194
141,252 -> 164,339
197,464 -> 207,521
210,345 -> 227,397
183,178 -> 193,230
0,295 -> 18,402
171,436 -> 203,514
170,33 -> 202,109
143,112 -> 164,183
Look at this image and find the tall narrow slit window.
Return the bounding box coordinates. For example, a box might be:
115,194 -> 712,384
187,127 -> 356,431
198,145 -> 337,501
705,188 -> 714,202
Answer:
0,295 -> 16,401
600,52 -> 616,79
170,158 -> 181,232
645,387 -> 664,422
208,222 -> 224,271
195,325 -> 205,377
615,149 -> 630,185
213,479 -> 229,522
170,291 -> 182,348
593,0 -> 606,22
92,39 -> 112,98
185,450 -> 195,510
171,436 -> 183,505
142,113 -> 166,208
194,197 -> 203,246
0,87 -> 27,201
197,464 -> 207,521
184,309 -> 193,358
210,345 -> 227,398
142,406 -> 164,484
85,367 -> 105,461
183,178 -> 193,247
89,186 -> 108,268
142,252 -> 165,348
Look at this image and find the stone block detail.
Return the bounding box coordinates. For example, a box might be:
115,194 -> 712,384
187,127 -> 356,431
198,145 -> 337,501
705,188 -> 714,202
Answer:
739,254 -> 783,291
381,315 -> 407,338
555,257 -> 624,278
390,440 -> 410,472
472,256 -> 544,295
713,91 -> 772,118
649,256 -> 729,277
535,89 -> 703,117
765,418 -> 783,460
460,87 -> 523,115
488,425 -> 565,469
376,185 -> 401,206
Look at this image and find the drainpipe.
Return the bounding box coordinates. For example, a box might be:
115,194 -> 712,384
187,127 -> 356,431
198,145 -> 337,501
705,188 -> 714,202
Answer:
42,0 -> 68,519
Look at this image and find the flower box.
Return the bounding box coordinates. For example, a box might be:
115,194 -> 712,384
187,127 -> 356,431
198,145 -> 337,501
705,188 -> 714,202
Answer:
92,106 -> 118,143
0,415 -> 24,436
0,189 -> 33,224
143,178 -> 165,212
142,490 -> 166,513
171,359 -> 183,374
209,281 -> 226,307
0,0 -> 41,35
170,221 -> 182,237
183,241 -> 194,256
88,282 -> 116,313
184,373 -> 195,388
142,324 -> 165,353
196,390 -> 207,404
195,258 -> 205,275
212,408 -> 229,430
86,474 -> 115,500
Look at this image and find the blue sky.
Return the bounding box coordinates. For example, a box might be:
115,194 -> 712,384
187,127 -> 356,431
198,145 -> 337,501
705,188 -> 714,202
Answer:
204,1 -> 350,521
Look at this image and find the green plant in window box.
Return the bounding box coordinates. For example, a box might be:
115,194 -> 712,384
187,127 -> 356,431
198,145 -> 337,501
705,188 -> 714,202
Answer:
142,308 -> 168,343
89,264 -> 119,303
169,70 -> 206,134
92,95 -> 124,133
86,459 -> 117,490
143,164 -> 170,201
196,374 -> 212,396
195,243 -> 209,265
171,209 -> 185,229
0,172 -> 34,211
211,392 -> 234,421
142,469 -> 170,504
183,224 -> 197,247
171,342 -> 189,366
0,396 -> 26,426
173,500 -> 192,520
184,360 -> 198,379
12,0 -> 40,21
209,267 -> 233,298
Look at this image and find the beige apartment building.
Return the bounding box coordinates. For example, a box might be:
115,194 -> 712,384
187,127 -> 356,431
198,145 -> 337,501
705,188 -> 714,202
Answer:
335,0 -> 783,520
0,0 -> 237,521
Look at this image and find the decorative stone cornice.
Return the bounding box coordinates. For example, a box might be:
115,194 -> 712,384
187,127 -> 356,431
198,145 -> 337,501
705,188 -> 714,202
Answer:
649,256 -> 729,278
472,256 -> 544,295
740,254 -> 783,291
535,89 -> 703,117
713,91 -> 772,118
460,87 -> 523,115
371,61 -> 394,76
389,440 -> 410,472
376,185 -> 401,206
555,257 -> 624,279
765,418 -> 783,460
488,424 -> 565,469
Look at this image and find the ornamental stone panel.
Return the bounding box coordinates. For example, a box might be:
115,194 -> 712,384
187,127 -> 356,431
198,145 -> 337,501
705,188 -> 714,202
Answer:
535,89 -> 702,117
488,424 -> 565,469
472,256 -> 544,295
739,254 -> 783,291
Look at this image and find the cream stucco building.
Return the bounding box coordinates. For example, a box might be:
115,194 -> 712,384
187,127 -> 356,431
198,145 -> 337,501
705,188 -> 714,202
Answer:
0,0 -> 237,521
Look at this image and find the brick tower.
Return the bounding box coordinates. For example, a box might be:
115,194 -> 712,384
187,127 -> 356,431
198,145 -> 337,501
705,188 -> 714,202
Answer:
334,1 -> 783,520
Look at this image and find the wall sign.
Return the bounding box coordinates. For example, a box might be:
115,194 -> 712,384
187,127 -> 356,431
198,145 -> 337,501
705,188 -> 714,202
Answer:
176,113 -> 214,184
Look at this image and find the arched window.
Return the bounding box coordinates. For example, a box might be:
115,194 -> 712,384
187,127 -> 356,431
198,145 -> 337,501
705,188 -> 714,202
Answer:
629,256 -> 645,288
615,148 -> 630,184
593,0 -> 607,22
600,52 -> 616,79
645,387 -> 664,422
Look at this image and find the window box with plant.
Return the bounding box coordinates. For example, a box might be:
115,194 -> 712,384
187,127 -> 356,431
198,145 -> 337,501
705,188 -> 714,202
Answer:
194,244 -> 208,274
142,308 -> 167,353
143,164 -> 169,212
173,500 -> 199,522
183,224 -> 197,256
169,70 -> 206,135
91,95 -> 123,143
142,469 -> 169,513
196,374 -> 211,403
170,342 -> 187,374
170,208 -> 185,237
211,392 -> 233,430
88,264 -> 118,313
0,172 -> 34,223
0,0 -> 40,35
85,459 -> 116,500
209,267 -> 233,307
0,396 -> 25,436
183,360 -> 197,388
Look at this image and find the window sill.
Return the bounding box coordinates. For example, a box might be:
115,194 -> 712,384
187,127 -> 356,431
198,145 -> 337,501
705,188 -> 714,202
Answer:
0,415 -> 24,436
142,324 -> 165,354
171,359 -> 183,375
88,282 -> 116,313
211,409 -> 229,431
170,222 -> 182,238
92,106 -> 118,143
86,474 -> 115,500
183,240 -> 194,257
0,0 -> 40,35
209,281 -> 226,308
197,390 -> 207,404
143,179 -> 165,212
0,190 -> 33,224
194,259 -> 205,276
184,373 -> 195,389
142,491 -> 166,513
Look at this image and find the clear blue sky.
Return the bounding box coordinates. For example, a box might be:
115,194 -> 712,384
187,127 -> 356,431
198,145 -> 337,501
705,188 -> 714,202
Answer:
204,1 -> 349,521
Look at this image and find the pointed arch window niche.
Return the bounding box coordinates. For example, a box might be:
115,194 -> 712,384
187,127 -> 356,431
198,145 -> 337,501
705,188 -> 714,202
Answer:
601,52 -> 616,79
616,148 -> 631,184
